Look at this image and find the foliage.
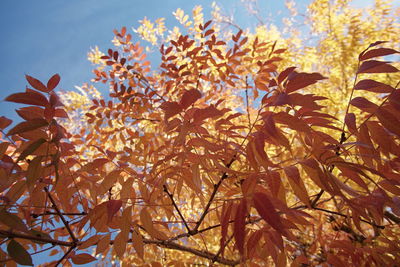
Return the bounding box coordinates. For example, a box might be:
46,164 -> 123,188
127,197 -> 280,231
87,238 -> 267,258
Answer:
0,0 -> 399,266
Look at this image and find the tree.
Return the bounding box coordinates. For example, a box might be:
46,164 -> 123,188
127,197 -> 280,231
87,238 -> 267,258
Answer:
0,0 -> 399,266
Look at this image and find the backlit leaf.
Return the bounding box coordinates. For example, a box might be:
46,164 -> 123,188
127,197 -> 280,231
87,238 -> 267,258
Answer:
7,239 -> 33,266
253,192 -> 285,234
47,74 -> 61,91
233,199 -> 247,255
107,199 -> 122,222
7,119 -> 48,136
5,91 -> 49,106
25,75 -> 48,92
354,79 -> 394,93
179,89 -> 202,109
359,48 -> 399,61
71,253 -> 97,265
357,60 -> 399,73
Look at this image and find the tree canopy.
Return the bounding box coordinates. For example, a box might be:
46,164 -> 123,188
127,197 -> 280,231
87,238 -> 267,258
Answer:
0,0 -> 399,266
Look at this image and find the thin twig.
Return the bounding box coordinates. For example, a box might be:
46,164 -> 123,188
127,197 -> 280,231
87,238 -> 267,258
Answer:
163,184 -> 191,233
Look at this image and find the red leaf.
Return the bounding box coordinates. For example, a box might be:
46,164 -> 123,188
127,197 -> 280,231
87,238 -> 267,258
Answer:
285,72 -> 326,93
0,116 -> 12,130
7,118 -> 48,136
16,107 -> 44,120
193,105 -> 223,123
179,89 -> 202,109
220,201 -> 233,256
71,253 -> 97,265
376,109 -> 400,137
107,199 -> 122,222
277,66 -> 296,84
357,60 -> 399,73
345,113 -> 357,134
160,101 -> 182,119
284,166 -> 310,206
253,192 -> 286,234
25,75 -> 48,92
5,91 -> 49,107
354,79 -> 394,93
359,48 -> 399,61
234,199 -> 247,255
350,97 -> 378,113
47,74 -> 61,91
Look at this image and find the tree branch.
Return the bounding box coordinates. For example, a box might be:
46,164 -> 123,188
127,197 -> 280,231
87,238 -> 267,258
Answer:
163,184 -> 191,233
44,187 -> 78,243
0,229 -> 78,247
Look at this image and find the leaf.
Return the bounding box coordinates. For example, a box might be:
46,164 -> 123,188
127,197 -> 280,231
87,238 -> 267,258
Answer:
26,156 -> 44,189
47,74 -> 61,91
285,72 -> 326,93
253,192 -> 285,235
0,209 -> 28,232
96,234 -> 111,255
193,105 -> 223,123
0,116 -> 12,129
79,235 -> 103,250
29,229 -> 51,244
357,60 -> 398,73
140,208 -> 154,232
354,79 -> 394,93
5,91 -> 49,106
160,101 -> 182,119
233,199 -> 247,254
284,166 -> 310,206
25,75 -> 48,92
7,119 -> 48,136
359,48 -> 399,61
220,201 -> 233,256
106,199 -> 122,222
113,232 -> 127,258
131,228 -> 144,259
376,109 -> 400,136
17,138 -> 47,162
277,66 -> 296,84
349,97 -> 378,113
179,89 -> 202,109
7,239 -> 33,266
71,253 -> 97,265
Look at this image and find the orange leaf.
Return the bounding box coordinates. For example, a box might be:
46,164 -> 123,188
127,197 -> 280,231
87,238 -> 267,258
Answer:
71,253 -> 97,265
106,199 -> 122,222
5,91 -> 49,107
220,201 -> 233,256
253,192 -> 286,235
284,166 -> 310,206
131,228 -> 144,259
26,74 -> 48,92
179,89 -> 202,109
47,74 -> 61,91
234,199 -> 247,255
357,60 -> 398,73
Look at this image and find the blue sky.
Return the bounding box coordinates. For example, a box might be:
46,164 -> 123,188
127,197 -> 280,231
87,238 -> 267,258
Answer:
0,0 -> 309,122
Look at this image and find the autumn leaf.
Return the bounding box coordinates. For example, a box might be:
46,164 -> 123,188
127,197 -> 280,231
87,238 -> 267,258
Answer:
106,199 -> 122,222
233,199 -> 247,255
5,91 -> 49,107
359,47 -> 399,61
71,253 -> 97,265
179,89 -> 202,109
7,119 -> 48,136
47,74 -> 61,91
357,60 -> 399,73
7,240 -> 33,266
25,75 -> 48,92
253,192 -> 286,235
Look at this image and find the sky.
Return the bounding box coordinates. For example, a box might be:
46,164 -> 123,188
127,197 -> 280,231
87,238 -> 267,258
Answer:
0,0 -> 312,122
0,0 -> 383,265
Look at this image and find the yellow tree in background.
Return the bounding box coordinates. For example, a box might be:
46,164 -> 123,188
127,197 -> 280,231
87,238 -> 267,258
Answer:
0,0 -> 399,266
